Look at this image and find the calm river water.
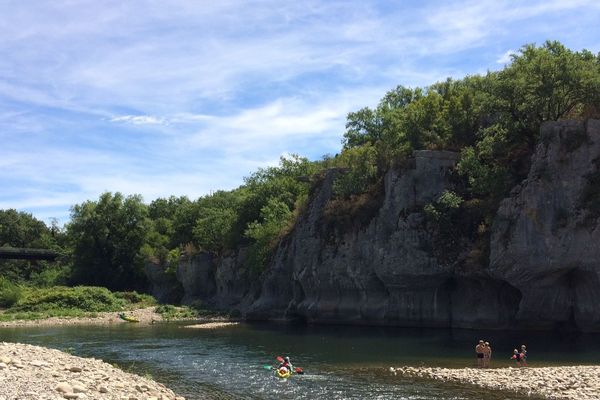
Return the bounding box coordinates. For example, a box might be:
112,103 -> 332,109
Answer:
1,322 -> 598,399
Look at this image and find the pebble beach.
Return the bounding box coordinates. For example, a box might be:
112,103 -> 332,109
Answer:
0,307 -> 164,328
0,342 -> 184,400
390,365 -> 600,400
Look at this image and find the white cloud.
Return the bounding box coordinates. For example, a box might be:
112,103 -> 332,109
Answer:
110,115 -> 166,125
497,50 -> 515,65
1,0 -> 600,224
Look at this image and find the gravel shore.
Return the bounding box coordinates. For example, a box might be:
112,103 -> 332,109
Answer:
0,342 -> 184,400
0,307 -> 164,328
390,365 -> 600,400
184,322 -> 239,329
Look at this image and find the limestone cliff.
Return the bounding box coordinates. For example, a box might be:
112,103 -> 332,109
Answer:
147,120 -> 600,331
489,119 -> 600,331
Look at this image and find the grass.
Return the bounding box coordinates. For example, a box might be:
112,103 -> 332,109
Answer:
154,303 -> 233,321
0,285 -> 156,322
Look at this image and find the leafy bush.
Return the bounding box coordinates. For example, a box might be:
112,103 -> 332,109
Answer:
10,286 -> 125,313
0,277 -> 22,308
29,265 -> 71,287
113,290 -> 156,306
332,145 -> 378,198
244,198 -> 293,274
155,304 -> 197,320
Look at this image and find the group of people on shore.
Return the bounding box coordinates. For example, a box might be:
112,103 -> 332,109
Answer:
475,340 -> 528,368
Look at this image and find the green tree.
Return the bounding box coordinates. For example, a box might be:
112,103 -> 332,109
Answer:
244,198 -> 292,273
67,192 -> 149,290
193,207 -> 237,254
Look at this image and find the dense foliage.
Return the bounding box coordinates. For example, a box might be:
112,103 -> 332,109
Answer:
0,285 -> 155,321
0,209 -> 68,284
1,41 -> 599,295
343,41 -> 600,201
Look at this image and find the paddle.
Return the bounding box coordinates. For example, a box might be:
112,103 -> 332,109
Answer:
263,365 -> 275,370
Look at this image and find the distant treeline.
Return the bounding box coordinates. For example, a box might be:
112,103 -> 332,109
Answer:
2,41 -> 599,293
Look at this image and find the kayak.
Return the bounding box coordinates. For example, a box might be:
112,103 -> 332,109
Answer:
275,367 -> 292,379
118,313 -> 139,323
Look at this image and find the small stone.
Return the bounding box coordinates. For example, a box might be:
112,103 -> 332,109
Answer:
98,386 -> 109,393
72,385 -> 86,393
55,383 -> 73,393
69,366 -> 83,372
0,362 -> 6,369
0,356 -> 11,364
63,393 -> 79,399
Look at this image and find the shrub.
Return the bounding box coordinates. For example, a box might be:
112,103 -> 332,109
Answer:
0,277 -> 22,308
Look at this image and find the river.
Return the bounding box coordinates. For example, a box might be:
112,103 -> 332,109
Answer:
1,322 -> 598,399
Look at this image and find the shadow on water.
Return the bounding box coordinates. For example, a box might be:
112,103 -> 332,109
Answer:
1,322 -> 598,399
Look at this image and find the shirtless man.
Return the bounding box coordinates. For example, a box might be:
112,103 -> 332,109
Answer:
475,340 -> 485,367
483,342 -> 492,368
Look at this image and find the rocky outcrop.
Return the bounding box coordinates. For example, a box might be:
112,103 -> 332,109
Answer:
176,253 -> 216,305
172,249 -> 252,309
147,120 -> 600,331
144,262 -> 182,304
245,149 -> 520,328
489,119 -> 600,332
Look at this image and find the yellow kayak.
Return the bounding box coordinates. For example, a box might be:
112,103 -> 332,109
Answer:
118,313 -> 139,323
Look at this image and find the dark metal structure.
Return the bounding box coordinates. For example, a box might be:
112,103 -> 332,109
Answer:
0,247 -> 59,261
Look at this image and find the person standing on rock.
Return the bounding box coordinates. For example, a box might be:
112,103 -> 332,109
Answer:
511,349 -> 522,367
520,345 -> 528,366
475,340 -> 485,367
483,342 -> 492,368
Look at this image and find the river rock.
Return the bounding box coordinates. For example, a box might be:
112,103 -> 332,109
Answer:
55,382 -> 73,393
72,384 -> 86,393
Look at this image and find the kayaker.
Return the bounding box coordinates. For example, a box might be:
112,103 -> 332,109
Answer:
278,356 -> 294,372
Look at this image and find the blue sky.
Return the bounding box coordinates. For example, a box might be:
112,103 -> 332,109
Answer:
2,0 -> 600,225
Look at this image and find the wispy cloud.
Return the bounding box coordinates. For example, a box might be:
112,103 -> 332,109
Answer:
110,115 -> 167,125
1,0 -> 600,223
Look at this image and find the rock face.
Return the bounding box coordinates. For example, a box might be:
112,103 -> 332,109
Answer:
146,120 -> 600,331
144,261 -> 182,304
246,150 -> 520,328
489,119 -> 600,331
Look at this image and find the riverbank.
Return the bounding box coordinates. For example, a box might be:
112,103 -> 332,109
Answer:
0,307 -> 235,328
390,365 -> 600,400
0,307 -> 164,327
0,342 -> 184,400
